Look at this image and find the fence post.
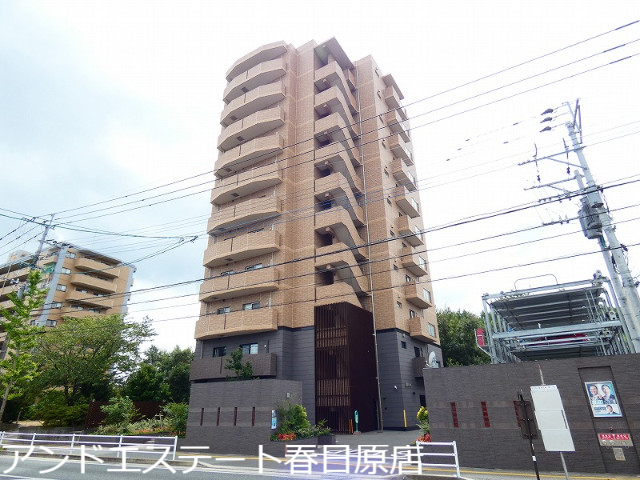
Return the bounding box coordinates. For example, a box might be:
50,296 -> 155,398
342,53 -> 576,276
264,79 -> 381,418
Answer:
0,431 -> 5,446
452,441 -> 460,478
70,433 -> 76,450
117,435 -> 123,458
172,436 -> 178,461
31,433 -> 36,450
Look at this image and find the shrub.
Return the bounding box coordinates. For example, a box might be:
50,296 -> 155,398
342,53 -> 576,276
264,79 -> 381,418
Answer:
30,391 -> 88,427
163,402 -> 188,436
101,396 -> 138,428
416,406 -> 430,435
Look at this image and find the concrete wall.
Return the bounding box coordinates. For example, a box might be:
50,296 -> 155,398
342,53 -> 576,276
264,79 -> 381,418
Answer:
424,354 -> 640,474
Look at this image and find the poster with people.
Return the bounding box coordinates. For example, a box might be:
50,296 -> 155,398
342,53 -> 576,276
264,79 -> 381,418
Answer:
584,381 -> 622,417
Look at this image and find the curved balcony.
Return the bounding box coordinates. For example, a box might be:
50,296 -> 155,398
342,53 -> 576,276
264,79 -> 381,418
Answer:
211,162 -> 283,206
391,158 -> 417,191
394,185 -> 420,218
315,85 -> 358,135
74,257 -> 120,279
218,105 -> 285,152
409,309 -> 439,344
315,173 -> 364,226
199,267 -> 280,302
225,41 -> 287,82
215,133 -> 284,178
221,81 -> 286,127
194,309 -> 278,341
317,138 -> 360,168
203,230 -> 281,268
224,57 -> 287,104
314,150 -> 362,194
66,289 -> 114,309
315,206 -> 365,258
315,243 -> 368,295
315,111 -> 358,146
190,352 -> 277,379
0,267 -> 30,284
404,282 -> 432,309
396,215 -> 424,247
400,246 -> 428,277
389,134 -> 413,166
207,196 -> 282,234
384,110 -> 410,142
0,285 -> 16,299
315,61 -> 357,105
69,273 -> 117,294
316,283 -> 361,309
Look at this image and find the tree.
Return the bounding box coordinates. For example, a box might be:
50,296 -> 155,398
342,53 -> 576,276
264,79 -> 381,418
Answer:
101,396 -> 138,428
0,269 -> 46,421
225,348 -> 253,380
121,363 -> 169,402
33,314 -> 154,406
436,308 -> 491,367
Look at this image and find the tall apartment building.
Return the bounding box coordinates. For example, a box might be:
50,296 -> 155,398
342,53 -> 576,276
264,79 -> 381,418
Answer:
190,38 -> 441,432
0,243 -> 134,332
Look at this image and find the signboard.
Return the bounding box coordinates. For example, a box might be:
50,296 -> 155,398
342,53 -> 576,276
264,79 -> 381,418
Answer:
585,381 -> 622,417
598,433 -> 633,447
530,385 -> 575,452
271,409 -> 277,430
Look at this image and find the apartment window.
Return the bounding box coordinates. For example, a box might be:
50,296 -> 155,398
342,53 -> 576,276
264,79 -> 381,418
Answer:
377,90 -> 382,99
411,198 -> 420,211
51,302 -> 62,309
217,306 -> 230,315
240,343 -> 259,355
61,267 -> 71,274
242,302 -> 260,311
419,257 -> 427,269
414,347 -> 421,357
56,284 -> 67,292
393,265 -> 398,271
73,305 -> 84,311
386,198 -> 392,205
248,228 -> 264,234
390,230 -> 395,237
423,288 -> 432,303
212,346 -> 227,357
428,323 -> 436,337
401,341 -> 407,349
245,263 -> 263,271
220,270 -> 234,276
76,288 -> 88,293
405,275 -> 412,283
409,309 -> 416,318
88,308 -> 100,313
45,320 -> 57,327
396,301 -> 402,309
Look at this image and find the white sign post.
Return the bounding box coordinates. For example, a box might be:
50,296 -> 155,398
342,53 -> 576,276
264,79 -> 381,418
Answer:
530,385 -> 575,480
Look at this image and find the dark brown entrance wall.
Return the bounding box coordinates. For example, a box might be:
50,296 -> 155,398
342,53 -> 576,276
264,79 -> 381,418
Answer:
424,354 -> 640,474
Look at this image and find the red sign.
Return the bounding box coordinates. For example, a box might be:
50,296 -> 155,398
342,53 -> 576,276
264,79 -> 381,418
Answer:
598,433 -> 630,441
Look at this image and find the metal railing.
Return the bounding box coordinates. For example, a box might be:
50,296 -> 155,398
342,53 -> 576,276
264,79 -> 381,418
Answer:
416,441 -> 460,477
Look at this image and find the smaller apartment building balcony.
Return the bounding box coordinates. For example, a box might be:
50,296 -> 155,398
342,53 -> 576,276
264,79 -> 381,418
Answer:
315,112 -> 358,154
0,267 -> 30,284
404,282 -> 432,309
223,57 -> 287,104
383,85 -> 403,110
0,285 -> 16,299
384,110 -> 410,142
207,196 -> 282,234
389,134 -> 413,166
215,133 -> 284,178
218,105 -> 285,152
315,86 -> 358,138
221,81 -> 286,127
314,148 -> 363,194
203,230 -> 281,268
400,246 -> 428,277
315,243 -> 368,295
396,215 -> 424,247
393,185 -> 420,218
315,207 -> 366,258
69,273 -> 117,294
316,138 -> 360,168
314,62 -> 357,110
391,158 -> 417,191
199,267 -> 280,302
211,162 -> 283,206
194,308 -> 278,341
66,289 -> 114,309
315,173 -> 364,226
74,257 -> 120,278
190,352 -> 277,380
408,310 -> 439,344
226,41 -> 287,82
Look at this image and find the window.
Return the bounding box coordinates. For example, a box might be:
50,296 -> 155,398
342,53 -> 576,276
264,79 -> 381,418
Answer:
409,309 -> 416,318
414,347 -> 421,357
242,302 -> 260,311
73,305 -> 84,311
248,228 -> 264,234
419,257 -> 427,269
396,301 -> 402,309
76,288 -> 88,293
377,90 -> 382,98
390,230 -> 395,237
217,306 -> 230,315
212,346 -> 227,357
56,284 -> 67,292
220,270 -> 234,276
384,168 -> 389,177
51,302 -> 62,309
405,275 -> 412,283
386,198 -> 392,205
65,252 -> 76,259
245,263 -> 263,271
411,198 -> 420,212
61,267 -> 71,274
88,308 -> 100,313
423,288 -> 432,303
428,323 -> 436,337
393,265 -> 398,271
45,320 -> 57,327
401,341 -> 407,349
240,343 -> 258,355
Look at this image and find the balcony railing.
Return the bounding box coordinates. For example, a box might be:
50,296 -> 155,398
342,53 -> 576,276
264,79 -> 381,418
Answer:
194,308 -> 278,340
203,230 -> 281,267
404,282 -> 432,309
400,246 -> 428,277
315,173 -> 364,226
225,41 -> 287,82
69,273 -> 117,294
223,57 -> 286,103
389,134 -> 413,166
314,62 -> 358,112
215,133 -> 284,178
66,289 -> 114,309
393,185 -> 420,218
220,81 -> 286,127
207,196 -> 281,234
391,158 -> 417,191
409,310 -> 439,344
218,105 -> 285,151
315,243 -> 368,295
396,216 -> 424,247
74,257 -> 120,279
315,206 -> 366,258
316,283 -> 361,308
211,162 -> 283,206
190,352 -> 277,380
315,85 -> 358,137
384,110 -> 410,142
199,267 -> 280,302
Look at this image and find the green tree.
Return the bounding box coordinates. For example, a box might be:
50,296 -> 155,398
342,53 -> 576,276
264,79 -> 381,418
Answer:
0,269 -> 46,421
101,395 -> 138,428
122,363 -> 170,402
225,348 -> 253,380
163,402 -> 188,436
33,314 -> 154,406
436,308 -> 491,367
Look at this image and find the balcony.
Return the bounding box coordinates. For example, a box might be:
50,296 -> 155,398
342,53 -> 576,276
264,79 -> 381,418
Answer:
391,158 -> 417,191
66,289 -> 114,309
389,134 -> 413,166
394,186 -> 420,218
314,149 -> 362,194
218,105 -> 285,152
315,206 -> 366,258
215,133 -> 284,178
315,85 -> 358,136
223,57 -> 286,104
316,111 -> 358,144
314,62 -> 358,112
400,246 -> 428,277
211,162 -> 283,206
74,257 -> 120,278
316,283 -> 361,308
409,310 -> 439,344
404,282 -> 431,309
194,308 -> 278,340
316,138 -> 360,168
199,267 -> 280,302
383,85 -> 402,110
384,110 -> 410,142
207,196 -> 282,234
203,230 -> 281,267
190,352 -> 277,379
396,215 -> 424,247
69,273 -> 117,294
315,243 -> 368,295
0,285 -> 16,299
225,41 -> 287,82
221,81 -> 286,127
0,267 -> 29,284
315,173 -> 364,226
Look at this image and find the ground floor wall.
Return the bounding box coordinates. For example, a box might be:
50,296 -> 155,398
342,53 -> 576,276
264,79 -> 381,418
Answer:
424,354 -> 640,474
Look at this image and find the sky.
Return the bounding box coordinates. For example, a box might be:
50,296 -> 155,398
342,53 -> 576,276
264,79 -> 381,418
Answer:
1,1 -> 639,350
